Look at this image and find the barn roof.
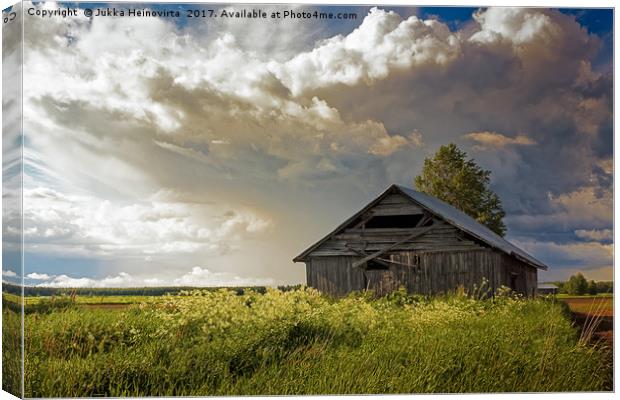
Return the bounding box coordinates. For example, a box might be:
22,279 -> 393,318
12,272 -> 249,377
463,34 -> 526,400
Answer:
293,184 -> 548,270
537,283 -> 558,289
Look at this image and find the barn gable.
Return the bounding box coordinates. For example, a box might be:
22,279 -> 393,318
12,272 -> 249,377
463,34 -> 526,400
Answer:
294,184 -> 547,271
396,186 -> 547,270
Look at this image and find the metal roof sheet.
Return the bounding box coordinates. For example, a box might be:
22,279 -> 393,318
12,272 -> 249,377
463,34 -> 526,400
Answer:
537,283 -> 558,289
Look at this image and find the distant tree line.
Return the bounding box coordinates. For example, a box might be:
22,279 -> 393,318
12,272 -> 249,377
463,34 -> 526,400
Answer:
2,283 -> 304,297
548,273 -> 613,296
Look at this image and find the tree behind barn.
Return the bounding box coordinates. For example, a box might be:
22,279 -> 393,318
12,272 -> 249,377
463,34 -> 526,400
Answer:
414,143 -> 507,236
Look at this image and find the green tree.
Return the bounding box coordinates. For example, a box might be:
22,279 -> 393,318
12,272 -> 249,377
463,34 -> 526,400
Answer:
555,282 -> 566,294
596,281 -> 613,294
414,143 -> 507,236
587,280 -> 598,295
565,273 -> 588,295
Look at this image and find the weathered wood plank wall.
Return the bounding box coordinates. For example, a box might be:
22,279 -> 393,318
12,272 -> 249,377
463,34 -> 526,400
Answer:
388,249 -> 502,295
307,256 -> 365,296
500,254 -> 538,296
306,250 -> 538,297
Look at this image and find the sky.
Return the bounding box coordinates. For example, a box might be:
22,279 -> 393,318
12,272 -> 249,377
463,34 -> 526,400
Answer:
1,1 -> 614,287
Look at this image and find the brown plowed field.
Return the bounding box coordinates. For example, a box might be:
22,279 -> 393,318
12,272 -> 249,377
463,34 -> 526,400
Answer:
560,296 -> 613,347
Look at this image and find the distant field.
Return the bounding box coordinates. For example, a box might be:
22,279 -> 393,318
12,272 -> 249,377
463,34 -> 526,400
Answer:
558,296 -> 613,348
559,296 -> 613,317
556,293 -> 613,299
3,293 -> 157,306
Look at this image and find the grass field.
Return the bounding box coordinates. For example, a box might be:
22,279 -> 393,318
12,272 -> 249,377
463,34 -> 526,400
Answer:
1,287 -> 612,397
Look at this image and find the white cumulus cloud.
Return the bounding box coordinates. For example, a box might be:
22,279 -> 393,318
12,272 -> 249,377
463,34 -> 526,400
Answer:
2,270 -> 18,278
22,187 -> 272,258
26,272 -> 52,280
273,7 -> 460,95
464,131 -> 536,150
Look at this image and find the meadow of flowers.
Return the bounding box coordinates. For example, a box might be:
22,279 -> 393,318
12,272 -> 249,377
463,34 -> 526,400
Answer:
9,286 -> 612,396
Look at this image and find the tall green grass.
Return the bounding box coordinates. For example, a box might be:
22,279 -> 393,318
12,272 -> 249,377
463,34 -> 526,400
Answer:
23,287 -> 611,397
2,303 -> 22,396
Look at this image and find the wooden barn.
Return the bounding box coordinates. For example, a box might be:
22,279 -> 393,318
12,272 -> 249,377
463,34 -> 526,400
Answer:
293,184 -> 547,297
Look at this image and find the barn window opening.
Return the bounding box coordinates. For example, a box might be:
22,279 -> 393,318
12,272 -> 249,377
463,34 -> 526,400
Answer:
509,272 -> 518,291
365,260 -> 389,270
365,214 -> 426,229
